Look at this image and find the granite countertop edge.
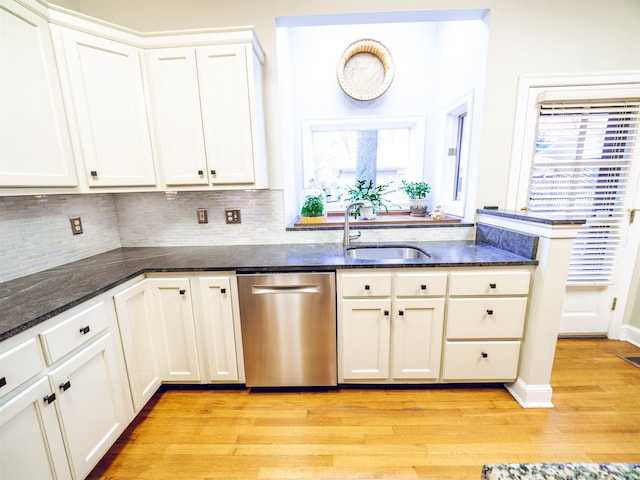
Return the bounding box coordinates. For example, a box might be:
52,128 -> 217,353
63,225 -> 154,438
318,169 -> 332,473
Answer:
0,242 -> 538,342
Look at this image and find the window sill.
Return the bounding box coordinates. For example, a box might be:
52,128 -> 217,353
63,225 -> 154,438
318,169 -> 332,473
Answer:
287,211 -> 471,231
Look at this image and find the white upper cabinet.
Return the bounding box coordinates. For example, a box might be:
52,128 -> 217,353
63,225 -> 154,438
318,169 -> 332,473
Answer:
0,0 -> 77,188
147,40 -> 268,188
53,27 -> 157,187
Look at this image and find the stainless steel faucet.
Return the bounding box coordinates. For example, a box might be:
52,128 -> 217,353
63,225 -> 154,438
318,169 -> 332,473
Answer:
343,200 -> 371,247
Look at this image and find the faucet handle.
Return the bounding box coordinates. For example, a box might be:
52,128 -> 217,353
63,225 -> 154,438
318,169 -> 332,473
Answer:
349,231 -> 362,241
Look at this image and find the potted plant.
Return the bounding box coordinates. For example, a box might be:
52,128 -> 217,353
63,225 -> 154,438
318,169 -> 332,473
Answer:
299,187 -> 327,223
343,179 -> 393,219
401,180 -> 431,217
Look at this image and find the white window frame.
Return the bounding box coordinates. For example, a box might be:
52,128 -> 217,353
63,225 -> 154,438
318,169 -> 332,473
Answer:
301,116 -> 426,211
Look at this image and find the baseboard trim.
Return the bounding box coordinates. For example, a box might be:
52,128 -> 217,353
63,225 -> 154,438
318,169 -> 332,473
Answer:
620,324 -> 640,348
505,377 -> 554,408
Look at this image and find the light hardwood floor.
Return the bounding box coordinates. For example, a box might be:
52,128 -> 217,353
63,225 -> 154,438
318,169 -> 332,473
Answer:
88,339 -> 640,479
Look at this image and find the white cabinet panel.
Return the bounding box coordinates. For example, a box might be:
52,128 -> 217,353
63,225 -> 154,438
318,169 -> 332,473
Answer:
49,332 -> 130,479
391,298 -> 444,380
146,48 -> 208,186
147,278 -> 201,382
197,276 -> 239,382
449,270 -> 531,296
0,377 -> 71,480
447,297 -> 528,339
0,0 -> 77,187
0,337 -> 45,400
442,341 -> 521,381
55,27 -> 156,187
340,298 -> 391,380
113,280 -> 161,411
196,44 -> 256,185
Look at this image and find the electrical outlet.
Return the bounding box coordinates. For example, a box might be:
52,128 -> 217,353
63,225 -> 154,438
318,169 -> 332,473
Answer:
197,208 -> 208,224
225,209 -> 241,224
69,216 -> 83,235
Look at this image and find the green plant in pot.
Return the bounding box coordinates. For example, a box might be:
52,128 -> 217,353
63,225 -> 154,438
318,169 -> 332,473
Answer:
299,187 -> 327,224
343,179 -> 393,219
401,180 -> 431,217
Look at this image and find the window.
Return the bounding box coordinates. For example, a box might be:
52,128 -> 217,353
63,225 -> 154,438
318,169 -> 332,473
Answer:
528,98 -> 640,284
302,117 -> 425,211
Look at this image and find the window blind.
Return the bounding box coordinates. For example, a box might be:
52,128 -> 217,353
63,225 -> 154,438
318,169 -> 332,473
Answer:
528,99 -> 640,285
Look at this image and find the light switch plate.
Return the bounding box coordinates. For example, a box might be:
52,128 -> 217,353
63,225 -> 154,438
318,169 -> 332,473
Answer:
197,208 -> 208,224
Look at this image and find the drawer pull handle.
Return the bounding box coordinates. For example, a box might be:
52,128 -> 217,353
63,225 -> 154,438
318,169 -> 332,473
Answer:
398,310 -> 404,316
59,381 -> 71,392
221,288 -> 227,294
486,309 -> 494,315
0,376 -> 6,388
79,325 -> 90,335
43,393 -> 56,404
197,170 -> 204,175
481,352 -> 488,358
421,284 -> 427,290
489,283 -> 497,289
384,310 -> 389,316
211,170 -> 216,176
90,170 -> 98,177
364,285 -> 370,290
179,289 -> 186,295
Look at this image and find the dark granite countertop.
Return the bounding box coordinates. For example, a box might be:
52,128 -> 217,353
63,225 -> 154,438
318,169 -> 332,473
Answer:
0,241 -> 537,342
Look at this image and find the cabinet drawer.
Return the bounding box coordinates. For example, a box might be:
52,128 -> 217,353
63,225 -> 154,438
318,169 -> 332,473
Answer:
40,301 -> 109,364
442,341 -> 521,381
394,272 -> 447,297
449,270 -> 531,296
0,338 -> 45,400
339,273 -> 392,297
446,298 -> 527,339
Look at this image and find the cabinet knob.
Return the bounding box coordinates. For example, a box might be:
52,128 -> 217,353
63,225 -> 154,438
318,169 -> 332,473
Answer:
179,289 -> 186,295
364,284 -> 370,290
384,310 -> 389,316
90,170 -> 98,177
197,170 -> 204,175
398,310 -> 404,316
421,284 -> 427,290
59,381 -> 71,392
0,376 -> 6,388
220,288 -> 227,294
43,393 -> 56,404
79,325 -> 90,335
486,309 -> 494,315
489,283 -> 497,289
210,170 -> 216,176
481,352 -> 488,358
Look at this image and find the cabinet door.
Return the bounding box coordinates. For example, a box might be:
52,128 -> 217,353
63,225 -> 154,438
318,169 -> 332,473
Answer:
147,278 -> 201,382
113,280 -> 161,411
339,298 -> 391,380
146,48 -> 209,186
0,0 -> 77,187
55,27 -> 156,187
0,377 -> 71,480
49,332 -> 130,479
391,298 -> 444,380
197,44 -> 255,184
197,277 -> 239,382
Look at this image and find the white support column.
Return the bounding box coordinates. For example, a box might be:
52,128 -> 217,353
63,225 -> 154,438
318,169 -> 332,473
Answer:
477,212 -> 584,408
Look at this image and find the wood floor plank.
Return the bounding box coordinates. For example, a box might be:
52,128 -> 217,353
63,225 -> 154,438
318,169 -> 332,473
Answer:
88,339 -> 640,480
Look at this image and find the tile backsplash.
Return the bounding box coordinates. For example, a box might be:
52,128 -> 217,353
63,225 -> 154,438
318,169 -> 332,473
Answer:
0,194 -> 121,282
1,189 -> 473,282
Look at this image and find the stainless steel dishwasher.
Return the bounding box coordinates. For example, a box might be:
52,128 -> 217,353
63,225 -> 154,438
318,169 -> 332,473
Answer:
237,272 -> 337,387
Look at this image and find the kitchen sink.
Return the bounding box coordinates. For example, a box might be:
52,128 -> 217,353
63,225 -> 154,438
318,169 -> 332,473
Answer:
345,244 -> 431,261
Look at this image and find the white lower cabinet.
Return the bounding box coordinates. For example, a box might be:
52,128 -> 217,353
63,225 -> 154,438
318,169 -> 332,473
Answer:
195,276 -> 243,383
338,270 -> 446,383
0,377 -> 71,480
48,332 -> 131,479
0,296 -> 133,480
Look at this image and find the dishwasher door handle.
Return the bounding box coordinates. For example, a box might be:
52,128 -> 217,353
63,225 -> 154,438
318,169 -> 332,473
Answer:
252,285 -> 321,294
